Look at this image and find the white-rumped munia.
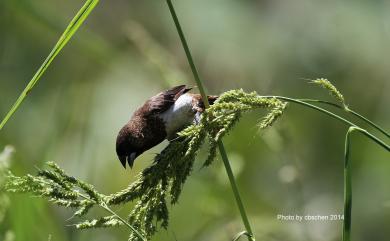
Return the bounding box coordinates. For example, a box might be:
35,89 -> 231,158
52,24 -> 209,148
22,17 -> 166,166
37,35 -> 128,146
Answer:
116,85 -> 217,168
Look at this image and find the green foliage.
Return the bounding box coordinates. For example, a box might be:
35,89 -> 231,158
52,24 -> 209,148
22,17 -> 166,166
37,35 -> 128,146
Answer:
6,161 -> 145,240
6,161 -> 101,216
200,90 -> 287,167
5,89 -> 287,241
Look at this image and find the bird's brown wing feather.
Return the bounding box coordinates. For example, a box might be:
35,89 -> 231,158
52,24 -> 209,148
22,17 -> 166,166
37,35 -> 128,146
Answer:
146,85 -> 192,115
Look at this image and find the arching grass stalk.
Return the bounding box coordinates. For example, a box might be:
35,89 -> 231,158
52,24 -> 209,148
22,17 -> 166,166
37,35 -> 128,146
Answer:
262,96 -> 389,151
307,78 -> 389,138
0,0 -> 99,131
299,99 -> 390,138
165,1 -> 255,240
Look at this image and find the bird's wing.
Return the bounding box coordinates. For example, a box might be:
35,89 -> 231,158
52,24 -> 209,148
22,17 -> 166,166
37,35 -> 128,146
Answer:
147,85 -> 192,114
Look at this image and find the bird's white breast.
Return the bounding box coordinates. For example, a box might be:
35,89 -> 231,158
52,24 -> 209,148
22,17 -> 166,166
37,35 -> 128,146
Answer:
159,93 -> 195,140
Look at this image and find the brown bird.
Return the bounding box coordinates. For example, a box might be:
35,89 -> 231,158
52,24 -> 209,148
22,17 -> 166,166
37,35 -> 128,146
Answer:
116,85 -> 217,168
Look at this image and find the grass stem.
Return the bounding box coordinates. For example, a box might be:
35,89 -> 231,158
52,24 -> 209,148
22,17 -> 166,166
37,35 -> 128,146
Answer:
264,96 -> 389,152
298,99 -> 390,138
165,1 -> 255,240
165,0 -> 209,108
345,107 -> 389,138
218,142 -> 254,240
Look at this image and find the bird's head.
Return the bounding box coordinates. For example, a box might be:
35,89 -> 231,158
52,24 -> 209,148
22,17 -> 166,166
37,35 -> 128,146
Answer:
116,128 -> 141,169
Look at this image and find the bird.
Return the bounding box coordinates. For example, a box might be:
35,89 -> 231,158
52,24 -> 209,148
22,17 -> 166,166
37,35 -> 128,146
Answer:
116,85 -> 217,169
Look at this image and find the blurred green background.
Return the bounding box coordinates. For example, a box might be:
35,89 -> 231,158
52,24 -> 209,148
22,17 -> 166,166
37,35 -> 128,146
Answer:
0,0 -> 389,240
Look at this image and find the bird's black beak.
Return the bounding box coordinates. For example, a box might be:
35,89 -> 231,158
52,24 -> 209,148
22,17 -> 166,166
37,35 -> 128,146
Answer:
118,152 -> 138,169
119,155 -> 127,169
127,152 -> 137,169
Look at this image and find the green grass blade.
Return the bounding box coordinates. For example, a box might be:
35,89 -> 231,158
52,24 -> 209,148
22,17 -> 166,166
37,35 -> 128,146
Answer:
0,0 -> 100,131
342,126 -> 389,241
343,127 -> 354,241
